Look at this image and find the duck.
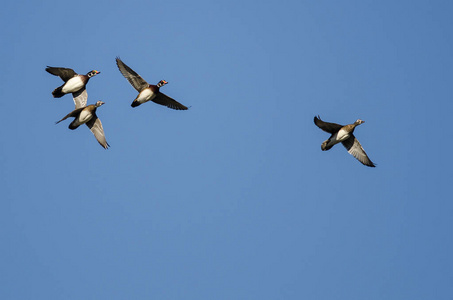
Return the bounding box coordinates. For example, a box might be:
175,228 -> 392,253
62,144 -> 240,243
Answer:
46,66 -> 100,109
115,57 -> 188,109
314,116 -> 375,167
56,101 -> 109,149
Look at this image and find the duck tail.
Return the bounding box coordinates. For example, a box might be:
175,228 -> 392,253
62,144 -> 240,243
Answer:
131,100 -> 141,107
52,86 -> 65,98
68,120 -> 81,130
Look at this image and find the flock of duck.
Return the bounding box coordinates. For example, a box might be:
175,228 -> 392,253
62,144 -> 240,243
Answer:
46,57 -> 375,167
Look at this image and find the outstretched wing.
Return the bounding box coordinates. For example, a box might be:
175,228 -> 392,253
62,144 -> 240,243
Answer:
46,66 -> 77,82
115,57 -> 149,92
72,88 -> 87,109
86,115 -> 110,149
153,92 -> 189,110
55,107 -> 84,124
341,135 -> 376,167
314,115 -> 343,134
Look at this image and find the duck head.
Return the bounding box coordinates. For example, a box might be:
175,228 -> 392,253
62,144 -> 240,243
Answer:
95,100 -> 105,107
157,80 -> 168,88
88,70 -> 101,77
354,119 -> 365,125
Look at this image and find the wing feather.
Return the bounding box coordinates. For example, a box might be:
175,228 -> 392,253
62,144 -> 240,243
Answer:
153,92 -> 189,110
72,88 -> 87,109
314,115 -> 343,134
46,67 -> 77,82
55,107 -> 84,124
115,57 -> 149,92
341,135 -> 376,167
86,115 -> 110,149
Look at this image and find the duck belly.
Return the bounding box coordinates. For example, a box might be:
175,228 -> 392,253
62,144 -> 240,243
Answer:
135,88 -> 155,104
77,110 -> 93,124
62,77 -> 84,93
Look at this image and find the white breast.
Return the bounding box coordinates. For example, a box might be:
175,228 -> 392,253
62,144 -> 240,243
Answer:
62,77 -> 84,93
336,129 -> 350,142
136,88 -> 155,104
78,109 -> 93,124
324,129 -> 350,149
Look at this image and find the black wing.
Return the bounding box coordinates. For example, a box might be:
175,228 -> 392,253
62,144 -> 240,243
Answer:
314,115 -> 343,134
152,92 -> 189,110
46,66 -> 77,82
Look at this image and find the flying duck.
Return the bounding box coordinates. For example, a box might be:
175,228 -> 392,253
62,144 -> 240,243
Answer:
115,57 -> 188,109
46,66 -> 100,109
56,101 -> 109,149
314,116 -> 375,167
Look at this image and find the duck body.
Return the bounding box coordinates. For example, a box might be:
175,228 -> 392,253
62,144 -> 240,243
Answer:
59,76 -> 86,96
46,67 -> 100,108
132,85 -> 158,107
115,57 -> 188,110
314,116 -> 375,167
68,107 -> 96,129
322,128 -> 354,150
56,101 -> 109,149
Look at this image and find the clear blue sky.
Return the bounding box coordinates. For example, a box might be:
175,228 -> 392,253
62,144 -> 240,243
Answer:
1,0 -> 452,299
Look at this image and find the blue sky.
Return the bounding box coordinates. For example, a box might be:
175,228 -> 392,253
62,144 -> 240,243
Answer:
1,0 -> 453,299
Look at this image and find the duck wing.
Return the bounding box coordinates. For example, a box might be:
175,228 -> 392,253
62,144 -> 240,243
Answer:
55,107 -> 84,124
72,88 -> 87,109
314,115 -> 343,134
46,67 -> 77,82
115,57 -> 149,92
341,135 -> 376,167
86,115 -> 110,149
152,92 -> 189,110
